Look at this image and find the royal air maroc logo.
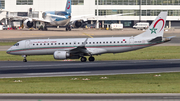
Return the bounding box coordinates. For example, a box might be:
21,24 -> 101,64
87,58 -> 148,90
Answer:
150,19 -> 164,34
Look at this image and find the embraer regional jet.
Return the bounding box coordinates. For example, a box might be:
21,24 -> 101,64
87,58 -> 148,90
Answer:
7,12 -> 174,62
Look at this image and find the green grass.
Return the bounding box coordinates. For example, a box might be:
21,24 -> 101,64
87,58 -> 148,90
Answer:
1,46 -> 180,61
0,73 -> 180,93
0,42 -> 17,46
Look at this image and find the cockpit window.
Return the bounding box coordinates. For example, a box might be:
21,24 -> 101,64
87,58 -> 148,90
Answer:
14,43 -> 19,46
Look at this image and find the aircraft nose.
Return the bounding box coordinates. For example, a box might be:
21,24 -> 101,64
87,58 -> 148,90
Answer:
6,47 -> 12,54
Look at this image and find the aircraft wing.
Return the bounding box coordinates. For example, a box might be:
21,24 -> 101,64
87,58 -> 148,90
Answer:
69,38 -> 91,55
9,16 -> 51,23
71,13 -> 134,22
71,14 -> 94,22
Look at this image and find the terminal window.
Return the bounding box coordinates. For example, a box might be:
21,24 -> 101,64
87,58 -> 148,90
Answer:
0,0 -> 5,9
96,9 -> 180,16
95,0 -> 180,5
72,0 -> 84,5
16,0 -> 33,5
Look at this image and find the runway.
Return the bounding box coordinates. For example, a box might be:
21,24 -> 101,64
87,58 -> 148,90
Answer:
0,59 -> 180,78
1,94 -> 180,101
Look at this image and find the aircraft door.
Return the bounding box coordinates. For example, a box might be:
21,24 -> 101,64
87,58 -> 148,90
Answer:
25,40 -> 30,48
129,36 -> 134,48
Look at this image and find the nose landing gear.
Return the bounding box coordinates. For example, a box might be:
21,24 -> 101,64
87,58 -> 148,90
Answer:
22,55 -> 27,62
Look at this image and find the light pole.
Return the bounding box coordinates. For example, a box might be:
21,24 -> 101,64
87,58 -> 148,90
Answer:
96,0 -> 99,29
139,0 -> 141,22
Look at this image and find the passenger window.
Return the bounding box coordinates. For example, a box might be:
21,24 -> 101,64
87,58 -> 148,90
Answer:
37,44 -> 38,45
40,43 -> 42,45
114,41 -> 116,43
55,43 -> 57,45
62,43 -> 64,45
51,43 -> 53,45
93,42 -> 95,44
47,43 -> 49,45
33,44 -> 35,46
89,42 -> 91,44
58,43 -> 60,45
69,43 -> 71,45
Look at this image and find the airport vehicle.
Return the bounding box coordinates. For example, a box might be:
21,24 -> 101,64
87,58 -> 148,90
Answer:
7,12 -> 173,62
110,24 -> 123,30
133,22 -> 149,30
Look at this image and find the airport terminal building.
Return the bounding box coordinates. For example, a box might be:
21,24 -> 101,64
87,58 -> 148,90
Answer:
0,0 -> 180,28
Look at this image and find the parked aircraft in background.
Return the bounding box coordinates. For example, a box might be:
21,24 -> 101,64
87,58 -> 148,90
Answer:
7,12 -> 173,62
5,0 -> 134,31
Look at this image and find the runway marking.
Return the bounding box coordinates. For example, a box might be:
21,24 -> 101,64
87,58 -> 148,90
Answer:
25,71 -> 90,75
0,63 -> 100,68
82,32 -> 93,38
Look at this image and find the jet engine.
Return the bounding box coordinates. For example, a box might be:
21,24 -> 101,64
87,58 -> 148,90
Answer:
54,51 -> 80,60
23,18 -> 33,28
72,20 -> 87,28
53,51 -> 70,60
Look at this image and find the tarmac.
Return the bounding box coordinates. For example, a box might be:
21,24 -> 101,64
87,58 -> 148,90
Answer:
0,28 -> 179,41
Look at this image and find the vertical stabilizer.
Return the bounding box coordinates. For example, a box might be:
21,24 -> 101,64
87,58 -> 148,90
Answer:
65,0 -> 71,14
135,12 -> 167,39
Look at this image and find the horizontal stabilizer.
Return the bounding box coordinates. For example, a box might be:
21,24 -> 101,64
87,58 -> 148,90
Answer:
149,37 -> 162,43
163,36 -> 176,42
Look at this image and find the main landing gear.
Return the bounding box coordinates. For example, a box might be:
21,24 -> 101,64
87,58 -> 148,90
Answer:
80,56 -> 95,62
22,55 -> 27,62
66,25 -> 71,31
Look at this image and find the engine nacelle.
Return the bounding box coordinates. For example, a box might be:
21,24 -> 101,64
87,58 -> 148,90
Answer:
72,20 -> 82,28
23,19 -> 33,28
53,51 -> 70,60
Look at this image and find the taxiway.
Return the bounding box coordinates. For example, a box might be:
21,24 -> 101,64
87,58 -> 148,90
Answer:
0,59 -> 180,78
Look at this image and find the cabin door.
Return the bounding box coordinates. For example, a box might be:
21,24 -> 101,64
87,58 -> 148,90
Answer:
25,40 -> 30,48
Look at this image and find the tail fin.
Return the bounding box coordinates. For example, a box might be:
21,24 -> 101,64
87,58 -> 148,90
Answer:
135,12 -> 167,39
65,0 -> 71,14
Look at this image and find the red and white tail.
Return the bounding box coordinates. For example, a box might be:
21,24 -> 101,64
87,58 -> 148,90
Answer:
135,12 -> 167,39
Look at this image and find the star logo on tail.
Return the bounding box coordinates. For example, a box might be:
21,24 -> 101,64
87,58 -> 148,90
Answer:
150,27 -> 157,34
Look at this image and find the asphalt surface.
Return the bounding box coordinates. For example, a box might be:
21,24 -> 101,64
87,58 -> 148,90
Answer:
0,59 -> 180,78
0,94 -> 180,101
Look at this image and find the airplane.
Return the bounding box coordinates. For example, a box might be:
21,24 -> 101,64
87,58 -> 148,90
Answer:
5,0 -> 134,31
6,12 -> 174,62
8,0 -> 73,31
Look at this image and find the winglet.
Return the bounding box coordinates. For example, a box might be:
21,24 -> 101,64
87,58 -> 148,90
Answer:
79,38 -> 88,47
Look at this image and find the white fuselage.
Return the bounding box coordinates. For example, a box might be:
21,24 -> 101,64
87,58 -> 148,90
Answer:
6,37 -> 160,56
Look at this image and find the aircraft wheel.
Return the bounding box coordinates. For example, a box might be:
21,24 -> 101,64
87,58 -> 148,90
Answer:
89,57 -> 95,62
81,57 -> 87,62
23,59 -> 27,62
66,27 -> 68,31
44,26 -> 48,31
69,28 -> 71,31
